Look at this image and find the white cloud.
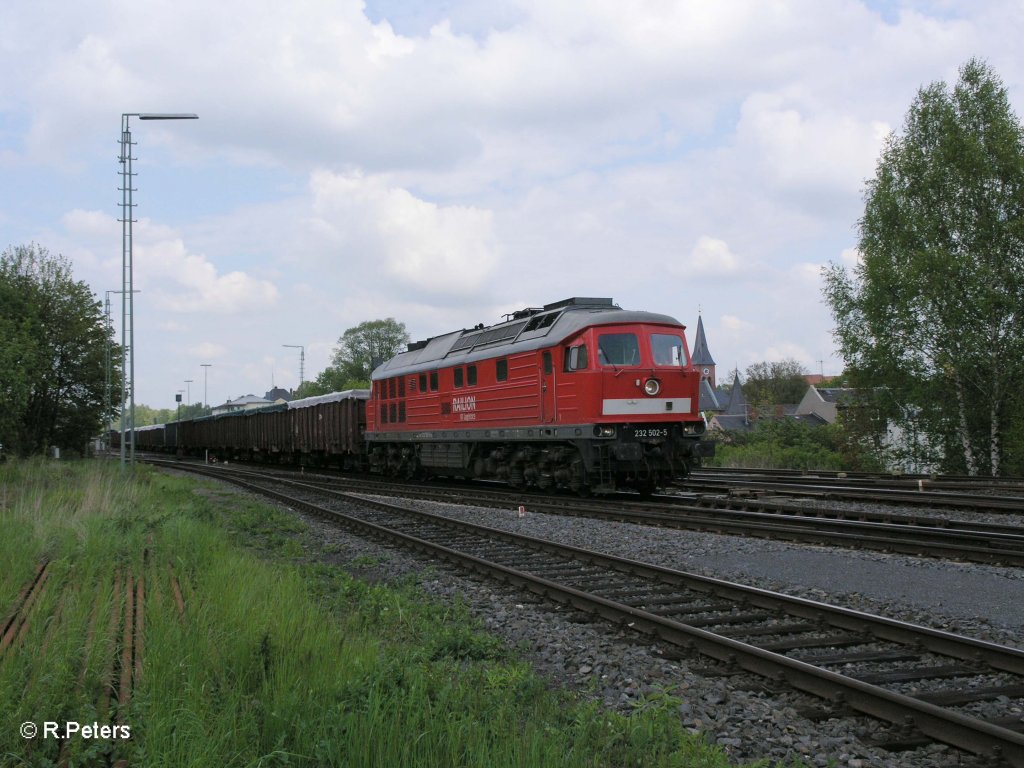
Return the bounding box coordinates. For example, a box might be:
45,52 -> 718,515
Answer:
736,91 -> 890,199
191,342 -> 227,359
309,169 -> 499,297
683,236 -> 741,276
840,246 -> 862,267
721,314 -> 752,333
142,238 -> 279,313
3,0 -> 1020,404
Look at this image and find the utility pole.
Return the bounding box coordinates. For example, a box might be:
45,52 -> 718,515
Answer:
201,363 -> 212,408
119,111 -> 198,470
282,344 -> 305,390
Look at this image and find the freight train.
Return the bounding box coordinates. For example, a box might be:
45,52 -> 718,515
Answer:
121,297 -> 714,494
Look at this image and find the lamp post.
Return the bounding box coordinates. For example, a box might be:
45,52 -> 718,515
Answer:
201,363 -> 212,408
184,379 -> 193,416
282,344 -> 305,391
104,289 -> 139,451
119,112 -> 198,471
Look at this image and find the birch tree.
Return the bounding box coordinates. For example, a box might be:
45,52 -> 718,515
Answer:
824,59 -> 1024,476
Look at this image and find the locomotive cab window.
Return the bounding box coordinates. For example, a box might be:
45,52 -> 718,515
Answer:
564,344 -> 588,371
597,333 -> 640,366
651,333 -> 686,366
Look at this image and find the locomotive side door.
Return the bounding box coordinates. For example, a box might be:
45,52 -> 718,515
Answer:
540,349 -> 556,423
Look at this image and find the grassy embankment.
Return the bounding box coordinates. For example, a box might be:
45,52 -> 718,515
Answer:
0,458 -> 762,767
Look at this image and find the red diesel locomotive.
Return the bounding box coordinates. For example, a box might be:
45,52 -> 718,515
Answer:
366,297 -> 713,493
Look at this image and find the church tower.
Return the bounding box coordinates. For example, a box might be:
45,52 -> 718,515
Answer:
690,314 -> 716,388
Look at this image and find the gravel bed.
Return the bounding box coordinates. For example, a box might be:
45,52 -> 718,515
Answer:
208,475 -> 1021,768
370,494 -> 1024,639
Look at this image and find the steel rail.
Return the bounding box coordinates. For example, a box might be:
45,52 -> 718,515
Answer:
694,466 -> 1024,492
161,460 -> 1024,765
154,458 -> 1024,565
684,476 -> 1024,513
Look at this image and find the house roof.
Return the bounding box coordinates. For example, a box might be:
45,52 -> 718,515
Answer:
817,387 -> 858,404
710,414 -> 754,432
723,370 -> 747,415
265,386 -> 292,402
213,394 -> 273,410
698,378 -> 721,411
790,413 -> 830,427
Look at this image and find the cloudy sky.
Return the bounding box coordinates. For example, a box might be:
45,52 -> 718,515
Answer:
2,0 -> 1021,408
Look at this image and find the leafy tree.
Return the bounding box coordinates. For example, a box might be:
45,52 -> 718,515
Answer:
1,244 -> 118,456
294,379 -> 330,399
743,359 -> 808,411
319,319 -> 410,391
823,59 -> 1024,476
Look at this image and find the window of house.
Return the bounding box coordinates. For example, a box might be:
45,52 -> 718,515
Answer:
388,378 -> 396,398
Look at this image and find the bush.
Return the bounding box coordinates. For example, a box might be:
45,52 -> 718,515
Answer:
708,419 -> 885,472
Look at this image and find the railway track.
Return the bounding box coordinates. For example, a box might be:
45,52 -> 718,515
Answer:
154,458 -> 1024,566
686,471 -> 1024,514
155,460 -> 1024,765
695,466 -> 1024,493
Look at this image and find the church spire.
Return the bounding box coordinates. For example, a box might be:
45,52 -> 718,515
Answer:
690,314 -> 716,387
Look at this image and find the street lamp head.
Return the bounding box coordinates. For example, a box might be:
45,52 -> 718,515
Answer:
137,113 -> 199,120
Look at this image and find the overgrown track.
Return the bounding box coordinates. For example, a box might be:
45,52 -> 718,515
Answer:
157,460 -> 1024,765
152,458 -> 1024,566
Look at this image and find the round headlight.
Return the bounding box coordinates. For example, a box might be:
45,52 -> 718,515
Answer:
644,378 -> 661,396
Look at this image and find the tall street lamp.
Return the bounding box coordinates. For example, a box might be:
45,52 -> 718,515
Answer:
184,379 -> 193,413
201,363 -> 212,408
120,112 -> 198,471
103,289 -> 136,447
282,344 -> 305,391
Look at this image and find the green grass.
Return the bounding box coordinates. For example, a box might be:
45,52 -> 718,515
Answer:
0,459 -> 764,767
